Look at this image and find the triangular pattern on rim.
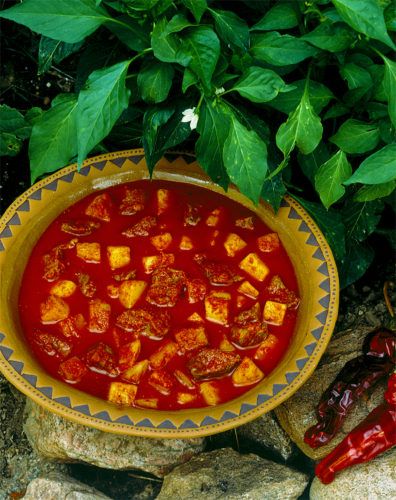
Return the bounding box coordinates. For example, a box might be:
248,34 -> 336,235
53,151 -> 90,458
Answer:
296,358 -> 309,370
73,404 -> 91,415
285,372 -> 299,384
298,221 -> 310,233
0,345 -> 13,359
311,327 -> 324,340
201,416 -> 218,426
44,180 -> 58,192
0,227 -> 12,239
9,359 -> 24,373
315,310 -> 328,325
79,166 -> 91,176
317,262 -> 329,276
0,241 -> 4,252
110,157 -> 127,168
136,418 -> 154,428
257,393 -> 271,405
220,411 -> 237,421
0,332 -> 5,342
273,383 -> 287,395
306,233 -> 319,246
288,208 -> 301,220
60,172 -> 75,184
129,155 -> 144,165
305,342 -> 317,356
239,403 -> 256,415
319,296 -> 330,309
319,279 -> 331,292
22,373 -> 38,386
115,415 -> 133,425
93,161 -> 106,171
313,248 -> 325,261
8,213 -> 21,226
17,200 -> 30,212
29,190 -> 42,201
38,386 -> 53,398
179,419 -> 199,429
93,410 -> 111,421
54,396 -> 71,407
158,420 -> 177,429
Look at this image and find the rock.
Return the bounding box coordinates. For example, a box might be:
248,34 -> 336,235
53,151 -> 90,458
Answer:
23,399 -> 205,477
0,376 -> 67,500
157,448 -> 308,500
275,325 -> 388,460
23,471 -> 111,499
237,411 -> 294,460
310,448 -> 396,499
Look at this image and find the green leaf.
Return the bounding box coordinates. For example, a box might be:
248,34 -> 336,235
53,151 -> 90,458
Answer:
298,142 -> 330,185
269,79 -> 334,114
177,26 -> 220,91
0,133 -> 23,157
151,15 -> 193,63
276,86 -> 323,157
340,62 -> 372,90
230,66 -> 292,103
323,103 -> 350,120
182,68 -> 198,93
375,228 -> 396,250
142,106 -> 175,175
0,0 -> 110,43
0,105 -> 26,136
137,61 -> 174,103
209,8 -> 249,50
378,118 -> 395,144
302,21 -> 354,52
252,3 -> 299,31
330,119 -> 380,154
342,199 -> 383,243
261,162 -> 286,212
354,180 -> 396,201
251,32 -> 318,66
339,243 -> 374,288
29,94 -> 78,182
332,0 -> 396,50
293,196 -> 346,263
38,36 -> 83,75
366,102 -> 389,120
382,55 -> 396,129
77,60 -> 130,166
315,150 -> 352,208
180,0 -> 207,22
196,99 -> 231,190
106,15 -> 150,51
223,115 -> 268,204
344,144 -> 396,185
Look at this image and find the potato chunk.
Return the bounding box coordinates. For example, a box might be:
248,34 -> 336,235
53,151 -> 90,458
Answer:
205,208 -> 221,227
58,356 -> 87,384
179,235 -> 193,250
108,382 -> 137,406
86,342 -> 118,376
219,335 -> 235,352
88,299 -> 111,333
239,253 -> 269,282
85,193 -> 112,222
59,314 -> 86,338
187,348 -> 240,380
34,331 -> 71,357
119,187 -> 145,215
205,291 -> 231,326
146,268 -> 185,307
257,232 -> 280,253
107,245 -> 130,270
254,334 -> 278,361
263,300 -> 287,326
76,242 -> 101,263
148,369 -> 174,395
174,370 -> 195,389
199,382 -> 220,406
119,280 -> 147,309
149,341 -> 178,369
177,392 -> 197,405
107,284 -> 119,299
157,188 -> 171,215
122,216 -> 157,238
232,357 -> 264,386
40,295 -> 70,324
175,326 -> 208,353
142,253 -> 175,274
187,312 -> 204,323
150,232 -> 172,251
50,280 -> 77,298
118,339 -> 141,370
135,398 -> 158,409
224,233 -> 247,257
237,280 -> 259,299
121,359 -> 149,384
116,308 -> 170,339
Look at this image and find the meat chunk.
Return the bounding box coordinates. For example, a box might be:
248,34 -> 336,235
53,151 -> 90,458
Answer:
86,342 -> 118,377
34,331 -> 71,357
119,188 -> 145,215
107,245 -> 130,270
186,278 -> 207,304
142,253 -> 175,274
118,339 -> 141,371
59,313 -> 86,338
122,216 -> 157,237
257,233 -> 280,253
58,356 -> 87,384
50,280 -> 77,298
175,326 -> 208,353
148,369 -> 174,395
184,204 -> 201,226
230,303 -> 268,348
42,247 -> 67,282
198,258 -> 242,286
116,308 -> 170,339
187,348 -> 240,380
239,252 -> 269,282
263,300 -> 287,326
235,216 -> 254,230
61,220 -> 100,236
205,291 -> 231,326
76,272 -> 96,298
232,357 -> 264,386
234,302 -> 261,324
76,242 -> 101,263
88,299 -> 111,333
108,382 -> 137,406
254,334 -> 278,361
150,232 -> 172,251
119,280 -> 147,308
113,269 -> 136,282
85,193 -> 112,222
146,268 -> 186,307
40,295 -> 70,324
149,341 -> 178,369
266,275 -> 300,309
224,233 -> 247,257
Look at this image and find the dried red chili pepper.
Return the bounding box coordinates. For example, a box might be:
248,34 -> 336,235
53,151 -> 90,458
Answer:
304,328 -> 396,448
315,372 -> 396,484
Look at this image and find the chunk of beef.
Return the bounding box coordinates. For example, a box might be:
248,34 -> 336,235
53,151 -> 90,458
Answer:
86,342 -> 118,377
266,275 -> 300,309
184,204 -> 201,226
42,247 -> 67,282
59,314 -> 86,338
88,299 -> 111,333
187,348 -> 240,380
58,356 -> 87,384
85,193 -> 112,222
230,303 -> 268,348
235,216 -> 255,230
76,272 -> 97,298
148,369 -> 174,395
199,259 -> 243,286
115,308 -> 170,339
186,278 -> 207,303
34,331 -> 71,357
61,220 -> 100,236
122,216 -> 157,237
146,268 -> 186,307
119,188 -> 145,215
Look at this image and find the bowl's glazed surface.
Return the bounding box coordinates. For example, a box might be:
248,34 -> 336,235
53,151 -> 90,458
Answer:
0,150 -> 339,437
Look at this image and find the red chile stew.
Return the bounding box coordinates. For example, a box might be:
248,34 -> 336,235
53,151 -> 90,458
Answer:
19,181 -> 300,410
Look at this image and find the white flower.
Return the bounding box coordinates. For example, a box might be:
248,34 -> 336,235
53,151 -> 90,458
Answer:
215,87 -> 225,95
181,107 -> 199,130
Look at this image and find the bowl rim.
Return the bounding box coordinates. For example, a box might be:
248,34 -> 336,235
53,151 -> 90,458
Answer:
0,149 -> 339,437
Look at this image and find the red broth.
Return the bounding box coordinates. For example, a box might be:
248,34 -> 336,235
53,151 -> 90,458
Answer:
18,180 -> 300,410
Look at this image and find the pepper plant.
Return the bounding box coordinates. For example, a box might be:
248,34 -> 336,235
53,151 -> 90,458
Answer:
1,0 -> 395,288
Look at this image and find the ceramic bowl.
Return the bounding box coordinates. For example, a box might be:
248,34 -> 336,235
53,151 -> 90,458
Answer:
0,150 -> 339,437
